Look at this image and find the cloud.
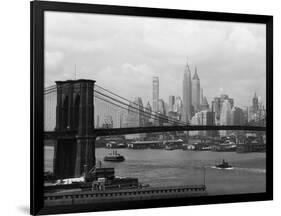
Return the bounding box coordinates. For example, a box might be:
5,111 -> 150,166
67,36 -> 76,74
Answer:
45,51 -> 64,68
95,63 -> 155,104
44,12 -> 266,107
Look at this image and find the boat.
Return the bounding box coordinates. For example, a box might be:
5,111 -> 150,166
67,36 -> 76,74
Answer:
104,150 -> 125,162
45,166 -> 139,192
215,159 -> 232,169
165,145 -> 175,150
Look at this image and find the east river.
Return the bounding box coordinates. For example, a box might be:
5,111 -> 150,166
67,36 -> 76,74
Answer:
45,146 -> 266,195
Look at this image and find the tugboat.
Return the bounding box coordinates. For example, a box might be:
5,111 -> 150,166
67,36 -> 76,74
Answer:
215,159 -> 232,169
104,150 -> 125,162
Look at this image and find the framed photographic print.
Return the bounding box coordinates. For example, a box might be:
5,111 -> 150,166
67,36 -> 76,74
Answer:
31,0 -> 273,215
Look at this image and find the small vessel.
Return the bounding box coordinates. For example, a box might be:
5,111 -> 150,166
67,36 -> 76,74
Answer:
104,150 -> 125,162
215,159 -> 232,169
165,145 -> 175,150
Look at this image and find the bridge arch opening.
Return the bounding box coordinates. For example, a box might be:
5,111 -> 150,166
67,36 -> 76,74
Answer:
62,95 -> 69,129
73,94 -> 80,129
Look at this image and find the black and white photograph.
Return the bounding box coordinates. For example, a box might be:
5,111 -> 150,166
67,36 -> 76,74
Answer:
43,10 -> 267,207
1,0 -> 279,215
27,1 -> 273,215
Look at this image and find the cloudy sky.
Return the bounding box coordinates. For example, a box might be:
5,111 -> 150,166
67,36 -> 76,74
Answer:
45,11 -> 266,108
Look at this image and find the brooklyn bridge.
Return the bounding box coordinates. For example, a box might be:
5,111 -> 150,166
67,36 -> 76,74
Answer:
43,79 -> 266,179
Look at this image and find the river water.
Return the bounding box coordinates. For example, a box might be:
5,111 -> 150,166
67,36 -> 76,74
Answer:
44,146 -> 266,195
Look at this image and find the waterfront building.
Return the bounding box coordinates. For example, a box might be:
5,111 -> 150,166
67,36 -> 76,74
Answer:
152,77 -> 159,113
192,67 -> 200,112
182,62 -> 192,123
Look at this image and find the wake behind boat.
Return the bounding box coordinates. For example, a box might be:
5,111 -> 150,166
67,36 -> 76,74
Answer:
104,150 -> 125,162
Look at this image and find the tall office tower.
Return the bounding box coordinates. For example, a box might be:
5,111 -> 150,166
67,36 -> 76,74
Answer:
252,92 -> 259,113
158,99 -> 166,115
126,97 -> 146,140
190,113 -> 201,136
127,97 -> 145,128
182,62 -> 192,122
220,94 -> 234,108
190,110 -> 215,136
231,107 -> 245,125
201,96 -> 209,111
212,94 -> 234,124
200,87 -> 204,106
212,97 -> 221,122
169,95 -> 175,112
175,96 -> 182,112
192,67 -> 200,113
144,102 -> 152,126
146,102 -> 152,118
220,100 -> 232,136
152,77 -> 159,113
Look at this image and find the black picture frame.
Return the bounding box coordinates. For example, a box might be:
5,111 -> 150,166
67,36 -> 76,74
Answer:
31,1 -> 273,215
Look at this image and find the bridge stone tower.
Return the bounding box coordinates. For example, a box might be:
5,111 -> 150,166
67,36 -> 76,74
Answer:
54,79 -> 96,179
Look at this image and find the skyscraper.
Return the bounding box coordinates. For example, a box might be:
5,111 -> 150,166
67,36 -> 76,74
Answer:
152,77 -> 159,113
231,107 -> 245,125
175,96 -> 182,110
212,94 -> 234,124
190,110 -> 215,137
126,97 -> 146,139
169,95 -> 175,112
127,97 -> 145,128
146,101 -> 152,119
220,100 -> 232,136
182,62 -> 192,122
192,67 -> 200,113
200,87 -> 204,106
158,99 -> 166,115
145,102 -> 152,126
252,92 -> 259,113
201,96 -> 209,111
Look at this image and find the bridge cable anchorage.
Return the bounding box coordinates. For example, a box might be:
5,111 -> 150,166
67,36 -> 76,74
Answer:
95,84 -> 187,125
95,94 -> 181,126
94,88 -> 186,125
94,90 -> 185,126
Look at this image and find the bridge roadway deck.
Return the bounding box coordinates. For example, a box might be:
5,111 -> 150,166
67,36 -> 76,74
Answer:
44,125 -> 266,139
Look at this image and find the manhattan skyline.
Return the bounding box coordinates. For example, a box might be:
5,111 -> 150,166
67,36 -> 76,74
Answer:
45,11 -> 266,108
